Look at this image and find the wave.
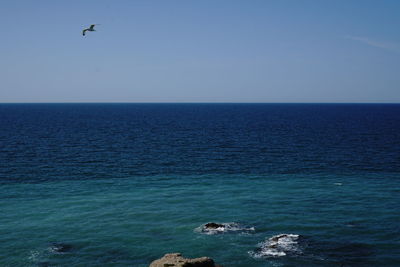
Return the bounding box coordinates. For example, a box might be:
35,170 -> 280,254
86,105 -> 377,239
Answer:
249,234 -> 303,258
195,222 -> 255,235
28,242 -> 73,267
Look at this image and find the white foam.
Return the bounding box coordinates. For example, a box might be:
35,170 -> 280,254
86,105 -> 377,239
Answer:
249,234 -> 302,258
28,250 -> 40,261
195,222 -> 255,235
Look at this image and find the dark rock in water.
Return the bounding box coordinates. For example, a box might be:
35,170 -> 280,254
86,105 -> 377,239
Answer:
149,253 -> 222,267
269,234 -> 296,242
50,243 -> 72,253
204,223 -> 225,229
249,234 -> 302,258
198,222 -> 255,235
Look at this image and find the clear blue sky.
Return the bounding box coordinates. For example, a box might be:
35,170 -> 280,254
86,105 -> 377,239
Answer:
1,0 -> 399,103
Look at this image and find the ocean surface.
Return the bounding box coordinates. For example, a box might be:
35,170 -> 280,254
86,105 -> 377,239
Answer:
0,103 -> 399,267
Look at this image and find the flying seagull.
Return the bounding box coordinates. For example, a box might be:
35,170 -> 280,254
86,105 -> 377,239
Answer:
82,24 -> 98,36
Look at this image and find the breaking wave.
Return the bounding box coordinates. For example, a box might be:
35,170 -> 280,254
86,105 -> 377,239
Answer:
249,234 -> 303,258
195,222 -> 255,235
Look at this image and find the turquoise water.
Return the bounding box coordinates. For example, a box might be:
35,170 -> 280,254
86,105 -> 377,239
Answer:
1,104 -> 400,266
2,174 -> 399,266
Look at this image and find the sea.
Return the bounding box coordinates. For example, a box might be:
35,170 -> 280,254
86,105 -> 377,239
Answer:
0,103 -> 399,267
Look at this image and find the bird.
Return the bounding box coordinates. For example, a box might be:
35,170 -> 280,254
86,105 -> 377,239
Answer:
82,24 -> 98,36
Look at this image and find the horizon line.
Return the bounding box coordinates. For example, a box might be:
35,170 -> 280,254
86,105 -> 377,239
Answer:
1,102 -> 400,104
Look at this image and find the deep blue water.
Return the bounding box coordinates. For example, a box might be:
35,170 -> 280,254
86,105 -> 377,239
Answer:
0,103 -> 399,266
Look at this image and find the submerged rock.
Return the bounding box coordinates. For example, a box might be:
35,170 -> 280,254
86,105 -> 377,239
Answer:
249,234 -> 303,258
269,234 -> 295,242
149,253 -> 222,267
197,222 -> 255,235
49,243 -> 72,253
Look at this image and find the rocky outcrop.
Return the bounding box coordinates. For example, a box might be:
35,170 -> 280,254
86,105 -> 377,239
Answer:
49,243 -> 72,253
197,222 -> 255,235
249,234 -> 302,258
204,223 -> 225,229
149,253 -> 222,267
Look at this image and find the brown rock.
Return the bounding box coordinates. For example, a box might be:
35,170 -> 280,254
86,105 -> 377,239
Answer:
149,253 -> 221,267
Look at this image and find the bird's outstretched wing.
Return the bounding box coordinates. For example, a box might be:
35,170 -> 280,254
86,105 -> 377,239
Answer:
89,24 -> 96,30
82,29 -> 87,36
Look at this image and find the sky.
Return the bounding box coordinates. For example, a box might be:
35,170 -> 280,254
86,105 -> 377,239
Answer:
1,0 -> 400,103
